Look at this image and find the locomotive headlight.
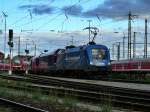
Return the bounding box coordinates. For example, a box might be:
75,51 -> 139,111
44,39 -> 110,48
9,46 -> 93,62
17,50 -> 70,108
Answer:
90,62 -> 93,65
98,62 -> 105,66
90,61 -> 105,66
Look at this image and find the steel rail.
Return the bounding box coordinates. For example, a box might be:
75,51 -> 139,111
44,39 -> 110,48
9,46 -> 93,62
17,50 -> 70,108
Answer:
0,97 -> 48,112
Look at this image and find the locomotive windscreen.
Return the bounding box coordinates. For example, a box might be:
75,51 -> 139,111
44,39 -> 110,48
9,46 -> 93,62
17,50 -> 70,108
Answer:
91,48 -> 106,66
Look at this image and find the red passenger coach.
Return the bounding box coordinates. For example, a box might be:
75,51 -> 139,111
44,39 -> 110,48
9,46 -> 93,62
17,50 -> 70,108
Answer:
111,58 -> 150,74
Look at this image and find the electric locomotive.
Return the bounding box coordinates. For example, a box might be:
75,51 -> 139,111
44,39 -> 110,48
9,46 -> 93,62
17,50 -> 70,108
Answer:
58,44 -> 110,71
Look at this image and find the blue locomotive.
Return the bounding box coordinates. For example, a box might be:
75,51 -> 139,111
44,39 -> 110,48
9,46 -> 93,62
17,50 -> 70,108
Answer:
30,43 -> 111,77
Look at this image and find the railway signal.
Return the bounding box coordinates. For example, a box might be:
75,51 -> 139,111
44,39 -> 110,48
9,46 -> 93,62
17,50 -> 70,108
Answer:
8,29 -> 14,75
8,29 -> 13,47
25,49 -> 29,54
9,29 -> 13,41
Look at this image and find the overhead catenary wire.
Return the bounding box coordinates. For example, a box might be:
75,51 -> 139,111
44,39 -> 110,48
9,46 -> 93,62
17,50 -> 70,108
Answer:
61,12 -> 69,32
11,0 -> 82,31
10,15 -> 29,27
36,13 -> 62,31
9,0 -> 56,28
60,0 -> 92,32
14,14 -> 52,29
14,6 -> 62,30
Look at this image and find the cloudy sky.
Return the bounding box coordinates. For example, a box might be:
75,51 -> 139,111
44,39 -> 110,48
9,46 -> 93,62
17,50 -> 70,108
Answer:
0,0 -> 150,59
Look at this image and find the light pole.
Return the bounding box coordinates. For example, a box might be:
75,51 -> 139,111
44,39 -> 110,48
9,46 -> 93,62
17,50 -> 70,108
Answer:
112,44 -> 115,59
2,11 -> 8,60
18,36 -> 21,57
122,32 -> 126,59
32,40 -> 36,56
112,42 -> 121,60
25,39 -> 29,75
116,42 -> 121,61
133,32 -> 137,58
114,32 -> 127,59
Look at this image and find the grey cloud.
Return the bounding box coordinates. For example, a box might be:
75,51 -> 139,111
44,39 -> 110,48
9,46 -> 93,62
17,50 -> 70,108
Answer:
19,4 -> 55,15
83,0 -> 150,19
62,5 -> 83,16
19,4 -> 37,9
19,0 -> 150,19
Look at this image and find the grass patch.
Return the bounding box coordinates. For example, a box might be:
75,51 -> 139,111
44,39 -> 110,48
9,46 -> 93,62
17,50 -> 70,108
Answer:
100,104 -> 112,112
0,107 -> 12,112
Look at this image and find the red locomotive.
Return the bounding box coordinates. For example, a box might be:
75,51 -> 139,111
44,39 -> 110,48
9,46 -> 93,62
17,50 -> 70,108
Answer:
12,55 -> 32,72
0,55 -> 32,73
30,49 -> 59,74
0,63 -> 10,71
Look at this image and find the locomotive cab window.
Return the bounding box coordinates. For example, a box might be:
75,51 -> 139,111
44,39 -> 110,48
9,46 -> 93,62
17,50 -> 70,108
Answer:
90,48 -> 107,66
91,49 -> 106,60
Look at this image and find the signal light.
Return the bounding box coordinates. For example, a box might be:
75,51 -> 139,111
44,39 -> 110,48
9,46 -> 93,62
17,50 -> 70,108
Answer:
8,29 -> 13,48
8,42 -> 13,47
25,49 -> 29,54
9,29 -> 13,42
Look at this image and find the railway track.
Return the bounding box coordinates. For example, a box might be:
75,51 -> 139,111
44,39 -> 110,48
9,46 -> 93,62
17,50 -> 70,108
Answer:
0,97 -> 48,112
101,78 -> 150,84
0,74 -> 150,111
31,73 -> 150,84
